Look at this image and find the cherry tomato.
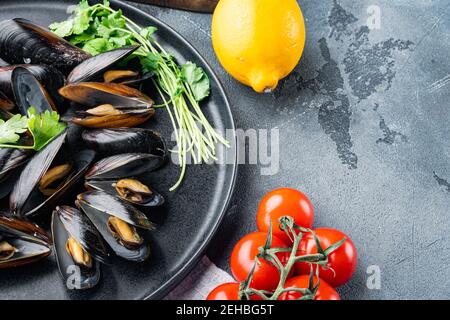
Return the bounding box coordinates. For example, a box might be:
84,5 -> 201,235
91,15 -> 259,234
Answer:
230,232 -> 291,291
206,283 -> 240,300
256,188 -> 314,244
279,275 -> 340,300
294,228 -> 357,287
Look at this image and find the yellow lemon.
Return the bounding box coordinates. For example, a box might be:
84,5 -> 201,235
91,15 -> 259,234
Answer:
211,0 -> 306,93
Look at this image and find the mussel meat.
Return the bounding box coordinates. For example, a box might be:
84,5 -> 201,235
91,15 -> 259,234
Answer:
76,191 -> 154,262
11,67 -> 57,115
85,153 -> 166,181
52,206 -> 110,289
0,64 -> 65,104
82,128 -> 167,157
59,82 -> 155,128
9,132 -> 96,217
85,178 -> 164,207
0,214 -> 51,269
67,46 -> 139,84
0,18 -> 91,75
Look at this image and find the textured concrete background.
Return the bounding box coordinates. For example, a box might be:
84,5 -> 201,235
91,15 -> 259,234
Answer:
128,0 -> 450,299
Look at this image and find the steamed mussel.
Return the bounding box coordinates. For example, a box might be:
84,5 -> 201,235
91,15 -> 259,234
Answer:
76,191 -> 154,262
82,128 -> 167,157
0,64 -> 65,105
11,67 -> 57,115
67,46 -> 139,84
0,18 -> 91,75
84,152 -> 165,206
52,206 -> 110,289
59,82 -> 155,128
0,214 -> 51,269
9,132 -> 96,217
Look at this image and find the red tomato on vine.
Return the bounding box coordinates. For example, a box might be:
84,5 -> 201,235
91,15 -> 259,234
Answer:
230,232 -> 292,291
256,188 -> 314,244
295,228 -> 357,287
279,275 -> 341,300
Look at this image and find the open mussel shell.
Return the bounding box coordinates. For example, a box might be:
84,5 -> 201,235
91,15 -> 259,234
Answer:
0,90 -> 14,110
82,128 -> 167,157
0,18 -> 91,75
67,46 -> 139,84
85,179 -> 165,207
0,213 -> 51,244
0,64 -> 65,104
12,67 -> 56,115
0,148 -> 33,200
85,153 -> 166,181
77,191 -> 154,262
71,106 -> 155,128
59,82 -> 154,109
10,132 -> 97,217
0,215 -> 51,269
52,207 -> 104,289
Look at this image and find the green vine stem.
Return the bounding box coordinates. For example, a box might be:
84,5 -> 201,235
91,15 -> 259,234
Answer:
239,216 -> 346,300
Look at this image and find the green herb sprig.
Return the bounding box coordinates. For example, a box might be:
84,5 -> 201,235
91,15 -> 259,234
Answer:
0,108 -> 67,151
50,0 -> 230,190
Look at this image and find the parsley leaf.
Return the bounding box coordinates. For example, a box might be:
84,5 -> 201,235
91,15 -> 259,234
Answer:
49,19 -> 74,38
181,62 -> 210,101
27,108 -> 67,151
0,115 -> 29,144
140,26 -> 157,40
0,108 -> 66,151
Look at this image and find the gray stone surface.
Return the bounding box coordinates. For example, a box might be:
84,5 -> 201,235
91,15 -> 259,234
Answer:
128,0 -> 450,299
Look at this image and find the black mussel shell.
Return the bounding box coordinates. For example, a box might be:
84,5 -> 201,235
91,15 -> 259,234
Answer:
59,82 -> 154,109
71,108 -> 155,129
0,148 -> 33,200
0,213 -> 51,244
51,209 -> 100,289
0,18 -> 91,75
55,206 -> 110,264
0,216 -> 51,269
12,67 -> 56,115
0,90 -> 14,110
77,191 -> 155,230
10,132 -> 96,217
0,64 -> 65,104
0,148 -> 32,180
85,179 -> 165,207
85,153 -> 166,181
77,191 -> 152,262
82,128 -> 167,157
67,46 -> 139,84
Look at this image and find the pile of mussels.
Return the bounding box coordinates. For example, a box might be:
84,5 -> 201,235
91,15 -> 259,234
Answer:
0,18 -> 168,289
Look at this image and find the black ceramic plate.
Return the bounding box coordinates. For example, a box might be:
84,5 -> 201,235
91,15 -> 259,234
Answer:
0,0 -> 236,299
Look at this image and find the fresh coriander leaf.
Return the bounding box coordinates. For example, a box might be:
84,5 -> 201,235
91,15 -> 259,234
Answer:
181,62 -> 210,101
103,0 -> 110,7
27,108 -> 67,151
140,53 -> 161,73
72,9 -> 92,35
77,0 -> 90,11
0,114 -> 28,144
82,38 -> 109,55
49,19 -> 74,38
97,24 -> 111,38
140,26 -> 157,40
69,32 -> 96,45
110,35 -> 128,47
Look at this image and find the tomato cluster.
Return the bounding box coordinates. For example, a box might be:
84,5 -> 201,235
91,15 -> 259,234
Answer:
207,188 -> 358,301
